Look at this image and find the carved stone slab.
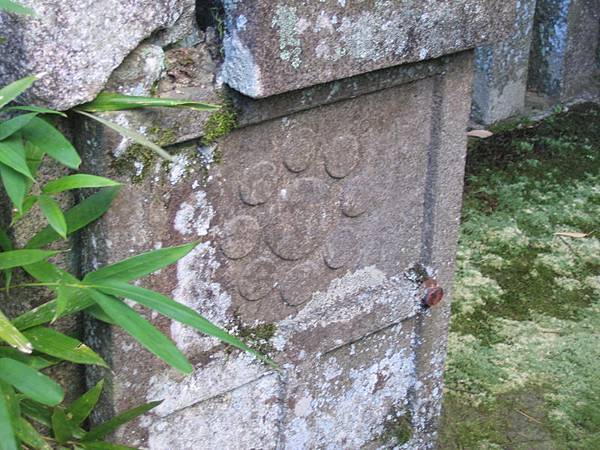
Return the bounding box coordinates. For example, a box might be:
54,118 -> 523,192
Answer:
80,52 -> 473,449
221,0 -> 515,97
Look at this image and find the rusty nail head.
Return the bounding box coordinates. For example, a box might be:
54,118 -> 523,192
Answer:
423,286 -> 444,308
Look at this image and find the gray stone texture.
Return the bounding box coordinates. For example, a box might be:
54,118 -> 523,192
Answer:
472,0 -> 538,124
76,49 -> 473,448
221,0 -> 514,97
528,0 -> 600,100
0,0 -> 194,110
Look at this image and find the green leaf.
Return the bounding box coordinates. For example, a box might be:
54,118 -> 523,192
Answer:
22,327 -> 107,367
15,417 -> 51,450
43,174 -> 120,194
0,358 -> 63,406
85,242 -> 197,283
67,379 -> 104,425
0,113 -> 37,140
20,399 -> 52,427
21,117 -> 81,169
3,105 -> 66,117
0,228 -> 12,251
76,110 -> 175,162
0,347 -> 58,370
0,76 -> 36,109
87,289 -> 192,373
83,400 -> 161,442
81,442 -> 137,450
78,92 -> 220,112
0,135 -> 33,180
24,139 -> 45,176
52,284 -> 70,323
26,186 -> 119,249
0,162 -> 27,211
92,280 -> 270,365
0,249 -> 58,270
37,194 -> 67,239
51,407 -> 73,443
12,283 -> 94,331
0,382 -> 18,450
0,309 -> 32,353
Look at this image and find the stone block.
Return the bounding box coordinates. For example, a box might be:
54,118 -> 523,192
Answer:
76,50 -> 473,449
221,0 -> 514,97
0,0 -> 194,110
528,0 -> 600,100
472,0 -> 538,124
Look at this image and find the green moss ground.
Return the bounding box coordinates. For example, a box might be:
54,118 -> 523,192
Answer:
439,103 -> 600,449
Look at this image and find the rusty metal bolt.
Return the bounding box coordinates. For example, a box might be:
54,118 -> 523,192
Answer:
421,277 -> 445,308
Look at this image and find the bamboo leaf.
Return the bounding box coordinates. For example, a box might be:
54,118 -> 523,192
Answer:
0,76 -> 36,109
26,186 -> 119,249
67,379 -> 104,425
0,309 -> 32,353
3,105 -> 66,117
0,358 -> 63,406
0,135 -> 33,180
81,442 -> 137,450
0,162 -> 27,212
52,284 -> 71,323
15,417 -> 51,450
76,110 -> 175,161
84,242 -> 197,283
83,401 -> 161,442
0,381 -> 18,450
37,194 -> 67,239
78,92 -> 220,112
87,289 -> 192,373
22,327 -> 107,367
20,398 -> 52,427
51,407 -> 73,443
92,280 -> 270,365
43,174 -> 120,194
21,117 -> 81,169
0,113 -> 37,140
0,249 -> 58,270
0,347 -> 58,370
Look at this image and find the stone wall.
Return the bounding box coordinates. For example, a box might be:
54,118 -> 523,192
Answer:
1,1 -> 517,448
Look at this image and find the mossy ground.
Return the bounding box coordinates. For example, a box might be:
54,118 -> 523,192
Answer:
439,103 -> 600,449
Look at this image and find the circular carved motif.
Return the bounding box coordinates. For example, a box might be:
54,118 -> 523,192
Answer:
239,161 -> 279,206
323,135 -> 361,179
280,127 -> 317,173
341,175 -> 374,218
265,177 -> 332,261
220,215 -> 260,260
279,261 -> 321,306
238,258 -> 276,301
324,226 -> 359,269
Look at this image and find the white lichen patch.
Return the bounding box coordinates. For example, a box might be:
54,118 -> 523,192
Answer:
147,373 -> 283,450
147,352 -> 273,417
271,4 -> 303,68
171,242 -> 232,353
173,191 -> 214,237
284,322 -> 417,448
272,266 -> 419,352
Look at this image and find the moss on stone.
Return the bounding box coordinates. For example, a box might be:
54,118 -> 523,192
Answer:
380,411 -> 413,446
201,104 -> 237,147
110,143 -> 157,184
238,323 -> 277,355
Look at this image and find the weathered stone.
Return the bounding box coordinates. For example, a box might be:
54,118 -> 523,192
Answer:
528,0 -> 600,100
221,0 -> 514,97
472,0 -> 538,124
0,0 -> 193,109
77,49 -> 474,449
